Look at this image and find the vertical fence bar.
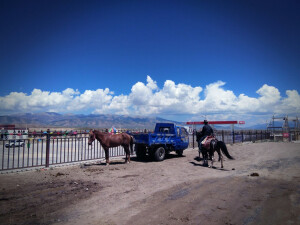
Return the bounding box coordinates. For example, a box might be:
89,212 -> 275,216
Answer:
59,138 -> 62,164
7,145 -> 10,169
45,129 -> 50,167
2,141 -> 4,170
192,130 -> 195,149
28,140 -> 32,167
71,138 -> 74,161
12,146 -> 15,169
22,144 -> 25,167
36,140 -> 39,166
79,138 -> 82,161
55,137 -> 62,163
84,137 -> 87,160
61,138 -> 64,163
76,138 -> 79,161
33,140 -> 36,166
82,138 -> 84,160
87,138 -> 89,160
56,138 -> 58,164
68,138 -> 73,162
94,141 -> 96,159
38,140 -> 41,165
241,131 -> 244,143
17,145 -> 20,168
41,140 -> 44,166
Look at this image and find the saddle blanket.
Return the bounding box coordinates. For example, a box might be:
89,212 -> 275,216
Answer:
201,135 -> 215,149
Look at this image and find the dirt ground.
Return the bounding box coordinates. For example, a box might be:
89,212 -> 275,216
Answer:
0,141 -> 300,225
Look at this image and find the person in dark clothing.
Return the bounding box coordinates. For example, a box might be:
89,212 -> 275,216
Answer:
198,120 -> 214,153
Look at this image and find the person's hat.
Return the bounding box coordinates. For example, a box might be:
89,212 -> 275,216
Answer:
204,120 -> 208,124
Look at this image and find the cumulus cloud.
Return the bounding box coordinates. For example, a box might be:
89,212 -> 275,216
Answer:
0,76 -> 299,122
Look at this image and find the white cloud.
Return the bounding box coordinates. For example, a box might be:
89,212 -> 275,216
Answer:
0,88 -> 113,114
0,76 -> 299,124
69,88 -> 113,111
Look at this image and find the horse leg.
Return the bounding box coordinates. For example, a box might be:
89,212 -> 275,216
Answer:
203,151 -> 208,167
198,142 -> 201,159
104,148 -> 110,165
210,152 -> 214,168
220,154 -> 223,168
127,146 -> 131,163
124,146 -> 130,163
216,148 -> 223,168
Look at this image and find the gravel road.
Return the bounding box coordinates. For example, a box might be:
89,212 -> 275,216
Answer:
0,142 -> 300,225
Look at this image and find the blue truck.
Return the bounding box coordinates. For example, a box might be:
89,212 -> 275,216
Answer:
131,123 -> 189,161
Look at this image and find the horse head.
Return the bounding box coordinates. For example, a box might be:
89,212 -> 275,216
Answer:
88,130 -> 96,145
210,138 -> 218,150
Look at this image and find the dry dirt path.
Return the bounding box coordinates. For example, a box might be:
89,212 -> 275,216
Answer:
0,142 -> 300,225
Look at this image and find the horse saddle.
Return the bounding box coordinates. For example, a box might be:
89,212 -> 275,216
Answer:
201,135 -> 215,149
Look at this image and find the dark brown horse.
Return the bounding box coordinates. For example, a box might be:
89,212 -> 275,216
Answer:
88,130 -> 134,165
196,131 -> 234,168
203,139 -> 234,168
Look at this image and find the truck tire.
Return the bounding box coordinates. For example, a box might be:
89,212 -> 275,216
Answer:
176,149 -> 183,156
154,147 -> 166,161
135,145 -> 146,160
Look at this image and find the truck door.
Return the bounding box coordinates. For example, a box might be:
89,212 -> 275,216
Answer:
180,127 -> 189,149
174,127 -> 181,150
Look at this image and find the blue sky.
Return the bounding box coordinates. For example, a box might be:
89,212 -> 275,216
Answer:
0,0 -> 299,125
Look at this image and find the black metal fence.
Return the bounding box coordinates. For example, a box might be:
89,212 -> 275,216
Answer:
0,133 -> 127,171
1,129 -> 298,171
189,130 -> 273,148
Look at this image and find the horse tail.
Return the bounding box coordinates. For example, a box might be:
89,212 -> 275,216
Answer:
130,135 -> 134,155
218,141 -> 234,159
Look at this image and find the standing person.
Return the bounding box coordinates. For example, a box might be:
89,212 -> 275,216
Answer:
198,120 -> 214,154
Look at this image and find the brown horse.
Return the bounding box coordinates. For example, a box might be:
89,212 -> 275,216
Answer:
88,130 -> 133,165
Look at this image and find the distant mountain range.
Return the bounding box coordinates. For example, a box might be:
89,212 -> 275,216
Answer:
0,112 -> 281,130
0,112 -> 182,129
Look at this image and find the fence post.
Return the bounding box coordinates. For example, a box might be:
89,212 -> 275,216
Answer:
264,130 -> 266,140
45,129 -> 50,167
241,131 -> 244,143
192,130 -> 195,149
232,130 -> 235,144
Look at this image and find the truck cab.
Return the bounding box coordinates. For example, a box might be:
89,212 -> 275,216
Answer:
132,123 -> 189,161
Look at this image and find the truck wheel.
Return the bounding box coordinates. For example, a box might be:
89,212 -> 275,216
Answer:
154,147 -> 166,161
176,149 -> 183,157
135,145 -> 146,160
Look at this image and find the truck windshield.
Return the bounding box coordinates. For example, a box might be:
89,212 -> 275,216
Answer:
181,128 -> 188,138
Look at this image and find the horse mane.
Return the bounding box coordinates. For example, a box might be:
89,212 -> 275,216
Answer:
93,129 -> 106,134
